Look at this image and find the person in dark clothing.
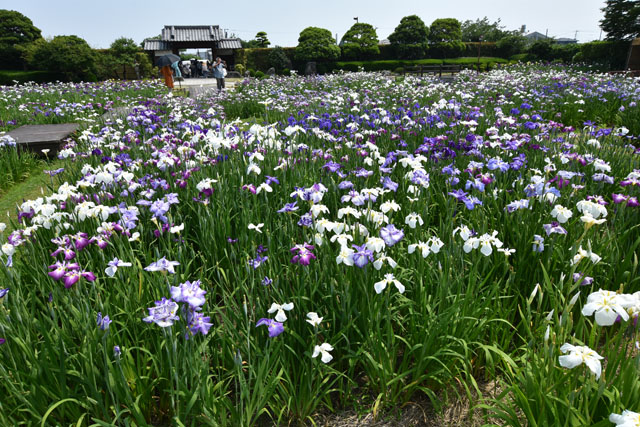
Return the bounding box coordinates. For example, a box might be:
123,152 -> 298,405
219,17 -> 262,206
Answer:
190,59 -> 197,78
196,60 -> 203,77
212,57 -> 226,92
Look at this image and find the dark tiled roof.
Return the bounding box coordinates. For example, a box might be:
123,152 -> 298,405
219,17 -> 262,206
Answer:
143,39 -> 170,51
144,27 -> 243,51
161,25 -> 224,42
217,39 -> 242,49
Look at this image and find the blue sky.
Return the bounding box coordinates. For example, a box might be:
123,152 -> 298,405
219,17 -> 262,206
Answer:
7,0 -> 606,48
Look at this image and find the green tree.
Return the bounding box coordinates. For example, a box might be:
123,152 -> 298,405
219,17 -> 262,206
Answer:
527,39 -> 555,61
388,15 -> 429,59
496,33 -> 527,58
32,35 -> 97,81
601,0 -> 640,40
429,18 -> 464,58
0,9 -> 42,69
268,46 -> 291,72
461,17 -> 509,42
295,27 -> 340,62
255,31 -> 270,47
340,22 -> 380,60
429,18 -> 462,43
110,37 -> 139,79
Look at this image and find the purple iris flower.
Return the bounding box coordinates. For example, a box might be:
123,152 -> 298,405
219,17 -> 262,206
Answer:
592,173 -> 614,184
532,235 -> 545,252
290,243 -> 316,266
351,244 -> 373,268
188,311 -> 213,336
249,254 -> 268,269
63,270 -> 96,288
262,276 -> 272,286
573,272 -> 594,286
627,197 -> 639,207
44,168 -> 65,176
297,212 -> 313,227
338,181 -> 354,190
149,200 -> 170,223
380,224 -> 404,247
144,257 -> 180,274
0,288 -> 9,299
353,168 -> 373,178
97,312 -> 112,331
170,280 -> 206,308
277,202 -> 298,213
114,346 -> 121,357
612,193 -> 628,204
256,318 -> 284,337
143,297 -> 180,327
462,196 -> 483,210
322,161 -> 342,173
506,199 -> 529,212
265,176 -> 280,186
465,179 -> 485,193
448,189 -> 468,201
50,246 -> 76,261
381,177 -> 398,192
73,232 -> 91,251
0,338 -> 5,345
48,261 -> 80,281
165,193 -> 179,205
542,222 -> 568,236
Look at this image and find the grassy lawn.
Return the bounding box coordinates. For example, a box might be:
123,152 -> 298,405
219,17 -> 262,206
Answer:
0,158 -> 72,232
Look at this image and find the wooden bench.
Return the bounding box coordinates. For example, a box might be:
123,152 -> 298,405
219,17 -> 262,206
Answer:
402,64 -> 461,77
7,123 -> 79,157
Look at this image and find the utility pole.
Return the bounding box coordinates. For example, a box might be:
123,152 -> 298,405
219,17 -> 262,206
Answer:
477,36 -> 482,74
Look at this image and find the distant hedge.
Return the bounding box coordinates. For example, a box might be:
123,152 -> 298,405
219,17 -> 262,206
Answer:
0,70 -> 66,86
234,40 -> 631,74
330,57 -> 509,73
235,47 -> 297,73
575,40 -> 629,70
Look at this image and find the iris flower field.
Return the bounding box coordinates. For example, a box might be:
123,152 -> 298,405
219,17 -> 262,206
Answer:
0,65 -> 639,426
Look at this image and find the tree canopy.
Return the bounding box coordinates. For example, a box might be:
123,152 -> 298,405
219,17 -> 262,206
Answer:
388,15 -> 429,59
0,9 -> 42,69
428,18 -> 464,58
340,22 -> 380,60
32,35 -> 96,81
429,18 -> 462,43
268,46 -> 291,72
461,17 -> 510,42
601,0 -> 640,41
109,37 -> 145,79
295,27 -> 340,62
255,31 -> 270,48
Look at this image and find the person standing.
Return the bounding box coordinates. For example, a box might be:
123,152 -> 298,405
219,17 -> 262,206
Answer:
213,57 -> 226,92
160,65 -> 174,91
171,60 -> 182,80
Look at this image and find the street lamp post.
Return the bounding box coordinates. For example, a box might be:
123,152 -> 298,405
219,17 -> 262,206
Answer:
477,36 -> 483,74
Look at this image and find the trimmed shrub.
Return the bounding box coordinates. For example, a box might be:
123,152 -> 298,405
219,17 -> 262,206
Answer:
0,70 -> 65,85
578,40 -> 629,70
